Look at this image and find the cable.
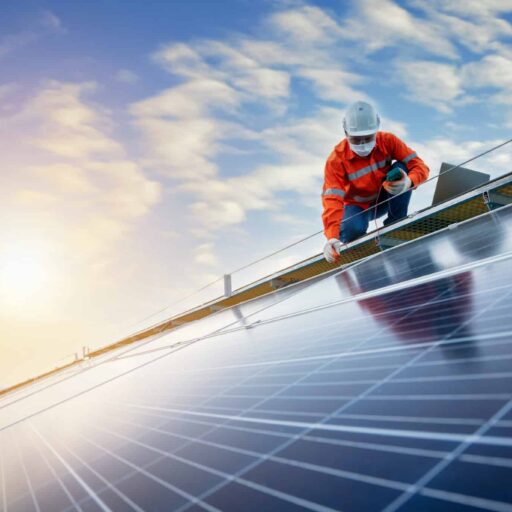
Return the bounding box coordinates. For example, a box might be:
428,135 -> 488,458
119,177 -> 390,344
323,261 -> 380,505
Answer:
127,274 -> 225,330
232,137 -> 512,273
131,137 -> 512,332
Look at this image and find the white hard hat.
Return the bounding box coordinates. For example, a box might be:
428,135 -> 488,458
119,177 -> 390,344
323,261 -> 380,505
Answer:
343,101 -> 380,136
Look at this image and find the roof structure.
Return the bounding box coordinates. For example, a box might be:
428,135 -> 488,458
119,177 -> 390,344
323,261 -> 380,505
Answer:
2,187 -> 512,510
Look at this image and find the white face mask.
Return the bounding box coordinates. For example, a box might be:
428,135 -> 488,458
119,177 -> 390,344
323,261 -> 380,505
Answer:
349,140 -> 376,157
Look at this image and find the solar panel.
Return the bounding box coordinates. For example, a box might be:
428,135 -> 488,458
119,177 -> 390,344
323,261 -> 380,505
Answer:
2,205 -> 512,511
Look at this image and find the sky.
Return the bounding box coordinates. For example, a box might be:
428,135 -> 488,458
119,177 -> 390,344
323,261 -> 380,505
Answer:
1,0 -> 512,388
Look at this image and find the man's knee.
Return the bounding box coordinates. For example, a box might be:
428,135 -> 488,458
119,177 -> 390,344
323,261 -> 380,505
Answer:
341,216 -> 368,242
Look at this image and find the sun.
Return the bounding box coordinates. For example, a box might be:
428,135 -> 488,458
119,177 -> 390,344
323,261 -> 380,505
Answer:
0,244 -> 49,304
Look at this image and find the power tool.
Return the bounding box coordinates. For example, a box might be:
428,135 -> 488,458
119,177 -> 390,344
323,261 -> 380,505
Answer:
386,167 -> 404,182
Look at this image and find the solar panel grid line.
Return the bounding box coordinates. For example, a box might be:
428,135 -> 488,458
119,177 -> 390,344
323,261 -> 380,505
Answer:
418,487 -> 512,512
378,325 -> 512,511
99,404 -> 512,512
72,427 -> 338,512
17,427 -> 82,512
61,431 -> 222,512
53,323 -> 340,512
0,274 -> 309,413
167,339 -> 446,374
226,370 -> 512,387
30,425 -> 113,512
1,271 -> 337,429
106,279 -> 474,512
0,441 -> 6,511
29,428 -> 85,512
179,366 -> 512,392
332,414 -> 484,426
6,206 -> 512,511
226,250 -> 512,332
176,272 -> 446,405
137,391 -> 512,402
104,414 -> 410,490
176,323 -> 512,375
118,403 -> 512,448
296,344 -> 512,377
116,269 -> 329,362
132,272 -> 504,368
7,194 -> 500,406
139,401 -> 488,423
0,330 -> 241,433
383,396 -> 512,512
16,434 -> 42,512
107,407 -> 454,459
234,356 -> 458,382
86,292 -> 408,512
460,454 -> 512,469
53,436 -> 147,512
0,329 -> 172,413
154,268 -> 472,352
113,276 -> 480,432
101,411 -> 430,492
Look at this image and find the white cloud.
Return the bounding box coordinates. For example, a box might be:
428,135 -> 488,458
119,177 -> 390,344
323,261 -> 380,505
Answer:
269,5 -> 345,44
153,43 -> 212,78
297,68 -> 368,103
130,0 -> 512,244
14,81 -> 123,158
41,10 -> 65,33
30,163 -> 94,194
395,60 -> 463,112
115,69 -> 139,84
413,137 -> 511,184
130,79 -> 239,119
134,117 -> 227,180
240,39 -> 305,67
343,0 -> 459,58
194,243 -> 220,267
2,81 -> 162,260
410,0 -> 512,54
395,52 -> 512,112
85,160 -> 162,219
462,55 -> 512,96
416,0 -> 512,18
133,44 -> 291,182
174,107 -> 344,231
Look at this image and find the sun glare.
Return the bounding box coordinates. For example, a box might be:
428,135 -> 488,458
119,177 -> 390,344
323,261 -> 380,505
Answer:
0,244 -> 49,304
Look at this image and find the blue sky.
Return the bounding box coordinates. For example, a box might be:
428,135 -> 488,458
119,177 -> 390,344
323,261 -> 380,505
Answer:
1,0 -> 512,386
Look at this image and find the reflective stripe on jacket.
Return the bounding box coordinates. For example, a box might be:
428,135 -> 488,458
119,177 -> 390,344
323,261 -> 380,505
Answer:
321,131 -> 429,240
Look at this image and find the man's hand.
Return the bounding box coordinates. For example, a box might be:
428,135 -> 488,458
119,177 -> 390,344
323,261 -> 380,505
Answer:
383,170 -> 412,196
323,238 -> 343,263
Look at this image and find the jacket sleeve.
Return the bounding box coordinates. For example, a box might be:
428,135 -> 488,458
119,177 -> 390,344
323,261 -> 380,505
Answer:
322,153 -> 348,240
387,133 -> 429,188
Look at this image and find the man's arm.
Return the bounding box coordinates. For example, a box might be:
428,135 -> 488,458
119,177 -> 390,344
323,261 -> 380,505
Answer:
322,154 -> 348,240
385,132 -> 429,187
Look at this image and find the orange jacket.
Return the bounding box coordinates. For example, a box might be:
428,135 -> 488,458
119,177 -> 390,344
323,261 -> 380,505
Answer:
322,131 -> 429,240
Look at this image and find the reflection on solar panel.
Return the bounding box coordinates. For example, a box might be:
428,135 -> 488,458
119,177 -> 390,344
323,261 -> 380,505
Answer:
2,205 -> 512,512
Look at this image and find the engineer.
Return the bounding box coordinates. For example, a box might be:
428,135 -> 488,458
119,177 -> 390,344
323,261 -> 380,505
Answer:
322,101 -> 429,263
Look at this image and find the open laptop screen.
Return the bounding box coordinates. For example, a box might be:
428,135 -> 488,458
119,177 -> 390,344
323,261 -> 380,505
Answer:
432,163 -> 490,206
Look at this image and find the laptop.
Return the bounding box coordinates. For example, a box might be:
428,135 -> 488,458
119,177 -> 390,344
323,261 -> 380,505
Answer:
431,162 -> 490,206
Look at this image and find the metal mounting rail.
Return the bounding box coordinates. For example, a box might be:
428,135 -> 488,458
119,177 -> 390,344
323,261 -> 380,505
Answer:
89,171 -> 512,355
2,171 -> 512,398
